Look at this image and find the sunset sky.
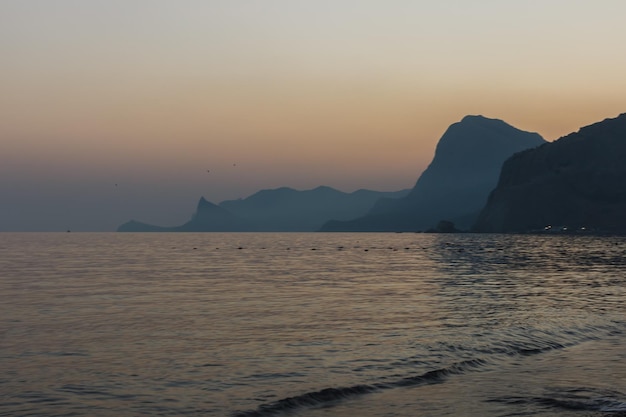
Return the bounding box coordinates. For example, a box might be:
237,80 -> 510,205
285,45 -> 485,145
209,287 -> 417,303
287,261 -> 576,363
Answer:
2,1 -> 626,231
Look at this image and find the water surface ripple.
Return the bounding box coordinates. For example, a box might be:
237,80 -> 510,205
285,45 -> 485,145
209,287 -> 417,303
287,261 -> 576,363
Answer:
0,233 -> 624,416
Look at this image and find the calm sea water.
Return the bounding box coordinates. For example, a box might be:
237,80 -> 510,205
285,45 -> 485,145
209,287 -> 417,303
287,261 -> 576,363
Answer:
0,233 -> 624,417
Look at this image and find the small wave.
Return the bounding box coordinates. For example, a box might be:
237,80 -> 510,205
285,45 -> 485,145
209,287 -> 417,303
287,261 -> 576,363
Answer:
232,384 -> 377,417
232,359 -> 487,416
443,320 -> 625,359
393,358 -> 487,388
17,350 -> 89,358
242,372 -> 307,381
232,321 -> 625,416
488,387 -> 626,413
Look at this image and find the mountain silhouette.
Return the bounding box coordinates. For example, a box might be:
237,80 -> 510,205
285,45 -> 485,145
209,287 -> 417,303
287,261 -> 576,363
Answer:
220,186 -> 409,231
473,113 -> 626,233
117,187 -> 409,232
117,197 -> 252,232
321,115 -> 546,231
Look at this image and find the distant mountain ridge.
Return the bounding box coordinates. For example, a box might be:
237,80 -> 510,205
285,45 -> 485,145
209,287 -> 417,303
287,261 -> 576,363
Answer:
220,186 -> 409,231
473,113 -> 626,233
117,186 -> 410,232
321,115 -> 546,231
118,114 -> 561,234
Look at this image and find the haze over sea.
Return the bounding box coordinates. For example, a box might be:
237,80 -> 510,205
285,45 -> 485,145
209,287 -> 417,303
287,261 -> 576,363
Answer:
1,233 -> 625,416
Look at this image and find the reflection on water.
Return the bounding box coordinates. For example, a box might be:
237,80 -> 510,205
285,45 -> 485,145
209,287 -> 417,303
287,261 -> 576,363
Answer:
0,233 -> 624,416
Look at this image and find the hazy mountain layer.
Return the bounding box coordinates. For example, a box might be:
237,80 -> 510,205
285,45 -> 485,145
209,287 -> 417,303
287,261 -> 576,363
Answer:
117,187 -> 409,232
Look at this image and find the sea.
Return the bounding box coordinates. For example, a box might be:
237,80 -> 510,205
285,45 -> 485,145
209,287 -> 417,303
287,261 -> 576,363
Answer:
1,232 -> 624,417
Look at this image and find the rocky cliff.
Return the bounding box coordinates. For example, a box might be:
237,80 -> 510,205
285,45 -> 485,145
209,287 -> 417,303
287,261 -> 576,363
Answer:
321,115 -> 546,231
473,113 -> 626,233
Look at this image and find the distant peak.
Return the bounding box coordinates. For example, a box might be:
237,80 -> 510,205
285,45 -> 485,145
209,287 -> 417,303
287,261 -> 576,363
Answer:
311,185 -> 337,192
197,197 -> 218,210
461,114 -> 486,120
258,186 -> 296,194
460,115 -> 503,124
454,115 -> 543,138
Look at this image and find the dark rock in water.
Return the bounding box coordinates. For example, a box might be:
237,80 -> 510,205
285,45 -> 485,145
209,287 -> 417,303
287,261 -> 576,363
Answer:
473,113 -> 626,234
321,115 -> 546,232
426,220 -> 461,233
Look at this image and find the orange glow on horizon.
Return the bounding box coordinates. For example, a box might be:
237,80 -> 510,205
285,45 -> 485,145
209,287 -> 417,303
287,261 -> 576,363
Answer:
2,1 -> 626,230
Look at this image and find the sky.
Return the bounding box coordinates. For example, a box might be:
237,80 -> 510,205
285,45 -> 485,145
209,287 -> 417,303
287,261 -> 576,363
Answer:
2,0 -> 626,231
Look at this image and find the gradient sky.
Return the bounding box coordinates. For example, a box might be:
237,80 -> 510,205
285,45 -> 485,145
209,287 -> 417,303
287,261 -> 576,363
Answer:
2,0 -> 626,231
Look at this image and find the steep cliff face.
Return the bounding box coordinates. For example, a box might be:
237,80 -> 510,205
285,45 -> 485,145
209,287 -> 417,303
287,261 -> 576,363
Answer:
321,115 -> 546,231
473,113 -> 626,233
180,197 -> 252,231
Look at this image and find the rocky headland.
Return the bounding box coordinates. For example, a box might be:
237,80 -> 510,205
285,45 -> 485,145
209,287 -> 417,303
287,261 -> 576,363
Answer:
320,115 -> 546,231
473,113 -> 626,234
